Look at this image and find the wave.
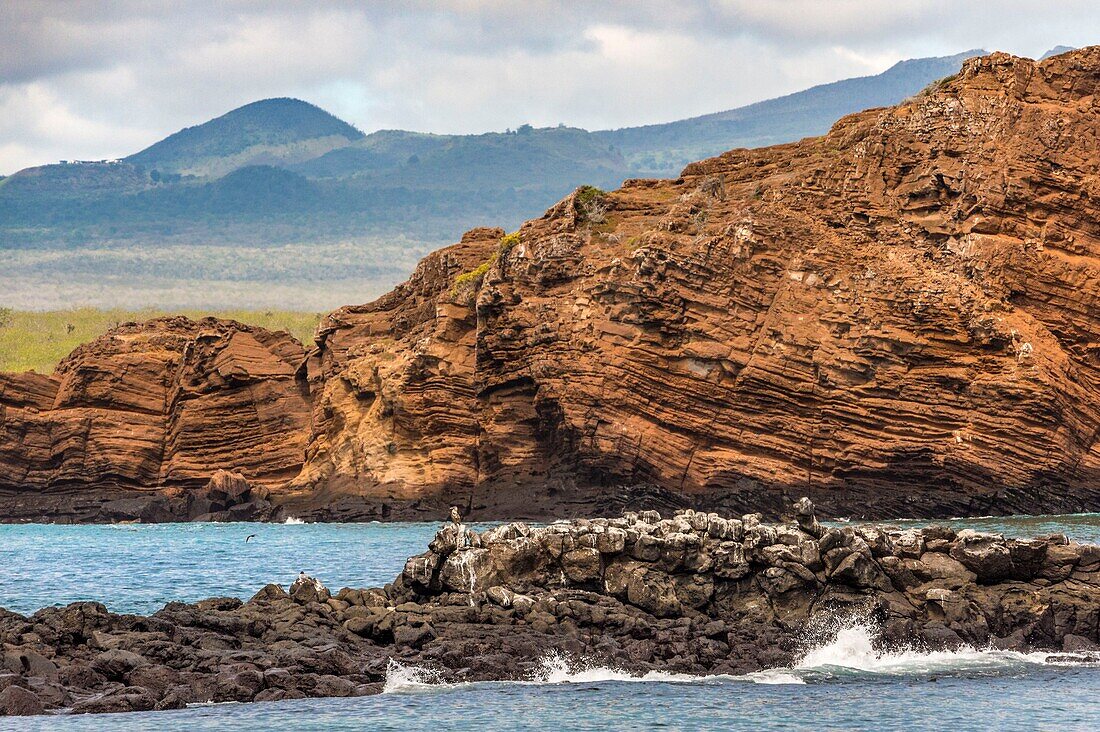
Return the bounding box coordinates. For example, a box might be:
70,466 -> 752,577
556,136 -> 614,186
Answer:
383,660 -> 450,693
531,652 -> 728,685
282,516 -> 306,525
791,623 -> 1098,679
382,622 -> 1099,694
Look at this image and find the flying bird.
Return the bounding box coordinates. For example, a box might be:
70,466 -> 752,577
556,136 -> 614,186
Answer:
245,534 -> 256,542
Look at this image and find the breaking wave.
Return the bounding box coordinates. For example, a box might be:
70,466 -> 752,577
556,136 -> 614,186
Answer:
791,623 -> 1098,679
382,622 -> 1099,694
282,516 -> 306,525
383,660 -> 451,693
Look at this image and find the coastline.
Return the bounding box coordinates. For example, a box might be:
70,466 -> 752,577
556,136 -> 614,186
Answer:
4,479 -> 1100,525
2,499 -> 1098,716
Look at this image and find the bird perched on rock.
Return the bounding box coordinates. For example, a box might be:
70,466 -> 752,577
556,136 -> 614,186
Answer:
449,506 -> 462,525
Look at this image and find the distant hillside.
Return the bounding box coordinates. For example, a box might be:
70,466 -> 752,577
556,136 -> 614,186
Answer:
0,50 -> 991,309
295,125 -> 627,188
596,50 -> 985,173
126,98 -> 364,177
1041,45 -> 1077,59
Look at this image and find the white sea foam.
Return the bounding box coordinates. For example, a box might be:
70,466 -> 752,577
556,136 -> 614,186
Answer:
792,622 -> 1099,677
283,516 -> 306,525
381,622 -> 1098,694
531,652 -> 704,684
383,660 -> 450,693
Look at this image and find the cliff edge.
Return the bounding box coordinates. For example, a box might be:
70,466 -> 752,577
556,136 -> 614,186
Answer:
284,49 -> 1100,519
3,49 -> 1100,521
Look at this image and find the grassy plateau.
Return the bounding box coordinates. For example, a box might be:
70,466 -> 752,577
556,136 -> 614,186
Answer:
0,308 -> 322,374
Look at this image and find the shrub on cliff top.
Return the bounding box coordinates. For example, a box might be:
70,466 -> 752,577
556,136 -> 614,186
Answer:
574,185 -> 607,224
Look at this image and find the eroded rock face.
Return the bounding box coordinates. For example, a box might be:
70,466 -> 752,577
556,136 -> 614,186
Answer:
0,317 -> 310,522
1,501 -> 1097,716
3,50 -> 1100,522
281,49 -> 1100,520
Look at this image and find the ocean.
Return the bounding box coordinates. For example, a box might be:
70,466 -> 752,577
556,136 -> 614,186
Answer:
3,513 -> 1099,730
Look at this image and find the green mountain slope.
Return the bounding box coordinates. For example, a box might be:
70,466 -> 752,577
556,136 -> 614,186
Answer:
126,98 -> 364,177
295,126 -> 625,187
0,50 -> 991,308
596,50 -> 984,173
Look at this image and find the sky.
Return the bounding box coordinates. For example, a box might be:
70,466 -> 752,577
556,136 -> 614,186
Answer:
0,1 -> 1097,175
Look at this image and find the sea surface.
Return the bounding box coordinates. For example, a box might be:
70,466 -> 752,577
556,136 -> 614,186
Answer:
3,513 -> 1099,731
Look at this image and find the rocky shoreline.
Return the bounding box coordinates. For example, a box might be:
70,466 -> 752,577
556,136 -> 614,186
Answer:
5,475 -> 1096,526
2,499 -> 1099,716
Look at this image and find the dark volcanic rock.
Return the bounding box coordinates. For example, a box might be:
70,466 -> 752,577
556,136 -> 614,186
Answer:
1,499 -> 1097,716
0,686 -> 43,716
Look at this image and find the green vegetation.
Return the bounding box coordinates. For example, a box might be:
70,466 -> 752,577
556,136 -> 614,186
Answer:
574,185 -> 607,224
575,185 -> 605,208
451,260 -> 494,294
0,309 -> 322,374
450,231 -> 523,298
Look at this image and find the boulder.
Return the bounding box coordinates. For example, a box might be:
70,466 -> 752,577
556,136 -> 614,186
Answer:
92,649 -> 148,681
290,573 -> 331,604
0,686 -> 43,716
950,532 -> 1014,583
562,548 -> 602,583
792,497 -> 825,539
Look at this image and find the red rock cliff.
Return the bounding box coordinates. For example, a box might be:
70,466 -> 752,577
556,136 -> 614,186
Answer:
0,317 -> 310,518
3,49 -> 1100,521
283,49 -> 1100,519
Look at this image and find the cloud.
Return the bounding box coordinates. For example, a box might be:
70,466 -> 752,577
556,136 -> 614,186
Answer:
0,1 -> 1097,173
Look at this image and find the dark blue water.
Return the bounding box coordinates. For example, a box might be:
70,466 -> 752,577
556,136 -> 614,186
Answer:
2,514 -> 1098,730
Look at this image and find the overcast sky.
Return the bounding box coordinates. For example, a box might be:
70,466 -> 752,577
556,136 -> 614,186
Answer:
0,1 -> 1096,174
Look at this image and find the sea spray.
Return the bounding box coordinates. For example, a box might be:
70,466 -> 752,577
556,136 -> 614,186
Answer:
383,659 -> 449,693
790,620 -> 1100,678
381,624 -> 1100,695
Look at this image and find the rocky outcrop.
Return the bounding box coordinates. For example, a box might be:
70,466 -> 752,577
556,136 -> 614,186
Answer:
0,317 -> 310,522
279,48 -> 1100,520
3,49 -> 1100,522
1,501 -> 1097,715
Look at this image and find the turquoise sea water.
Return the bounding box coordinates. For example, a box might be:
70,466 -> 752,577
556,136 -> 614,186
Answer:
2,513 -> 1099,730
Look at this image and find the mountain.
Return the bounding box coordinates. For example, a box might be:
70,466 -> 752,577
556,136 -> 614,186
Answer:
596,50 -> 985,173
1041,45 -> 1076,59
3,48 -> 1099,523
0,50 -> 989,310
126,98 -> 364,177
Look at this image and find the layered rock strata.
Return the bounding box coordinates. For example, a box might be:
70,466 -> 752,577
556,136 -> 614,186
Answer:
3,49 -> 1100,520
285,48 -> 1100,519
2,502 -> 1097,715
0,318 -> 310,522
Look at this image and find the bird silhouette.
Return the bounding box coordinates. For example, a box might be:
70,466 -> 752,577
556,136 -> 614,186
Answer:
245,534 -> 256,542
